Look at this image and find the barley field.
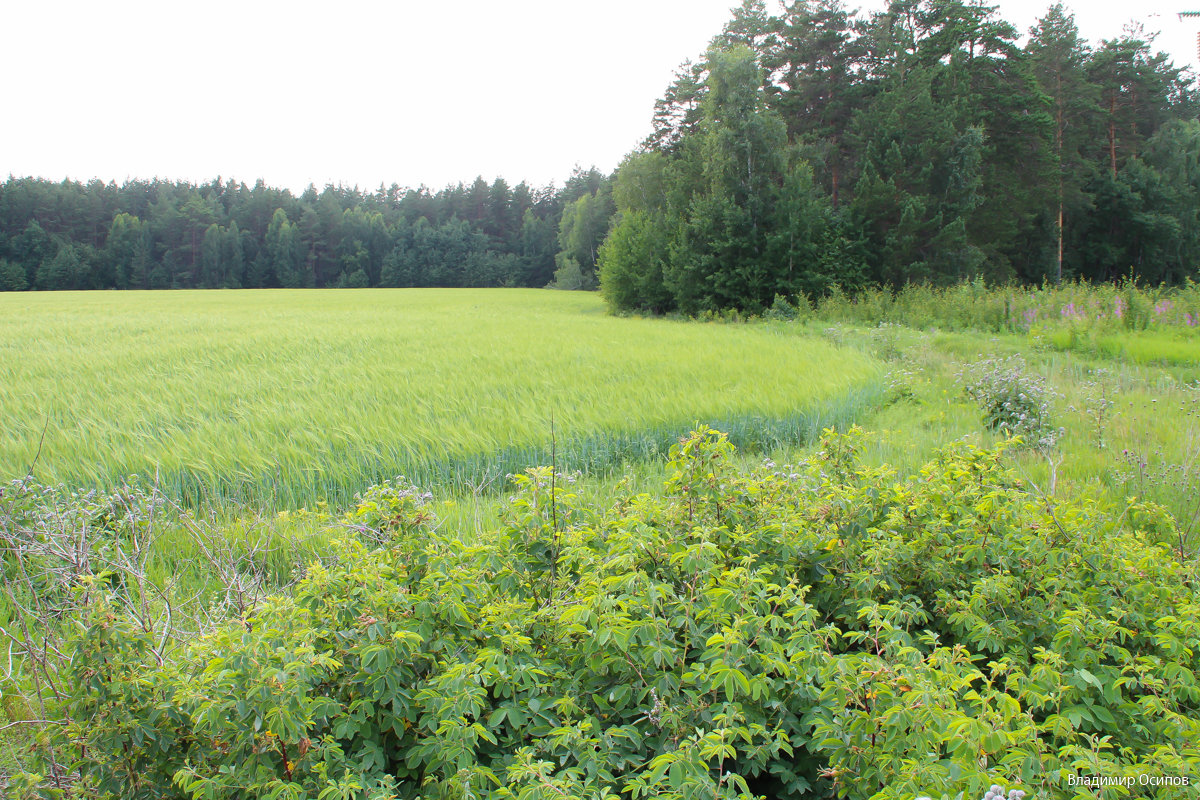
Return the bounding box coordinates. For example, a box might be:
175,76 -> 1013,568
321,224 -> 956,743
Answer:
0,289 -> 882,506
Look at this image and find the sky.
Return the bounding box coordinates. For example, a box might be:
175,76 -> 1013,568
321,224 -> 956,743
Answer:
2,0 -> 1197,195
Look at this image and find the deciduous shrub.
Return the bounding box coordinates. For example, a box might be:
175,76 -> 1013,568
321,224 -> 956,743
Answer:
340,477 -> 437,545
28,428 -> 1200,799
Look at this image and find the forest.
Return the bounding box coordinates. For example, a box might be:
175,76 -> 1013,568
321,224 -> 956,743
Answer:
0,168 -> 613,293
2,1 -> 1197,309
599,0 -> 1200,312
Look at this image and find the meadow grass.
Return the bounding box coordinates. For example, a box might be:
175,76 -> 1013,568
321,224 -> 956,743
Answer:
810,278 -> 1200,336
1038,327 -> 1200,370
0,289 -> 882,507
813,320 -> 1200,543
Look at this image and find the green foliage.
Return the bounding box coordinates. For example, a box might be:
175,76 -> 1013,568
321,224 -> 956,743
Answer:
2,1 -> 1197,301
267,208 -> 309,288
338,268 -> 369,289
380,217 -> 517,288
601,45 -> 842,315
602,0 -> 1197,313
340,477 -> 436,545
41,427 -> 1200,798
547,255 -> 589,291
0,172 -> 578,291
553,185 -> 614,289
764,292 -> 804,321
598,210 -> 672,313
809,279 -> 1200,341
61,588 -> 188,799
0,258 -> 27,291
36,243 -> 85,291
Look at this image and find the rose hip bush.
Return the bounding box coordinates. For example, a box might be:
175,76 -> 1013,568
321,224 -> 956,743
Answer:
24,428 -> 1200,799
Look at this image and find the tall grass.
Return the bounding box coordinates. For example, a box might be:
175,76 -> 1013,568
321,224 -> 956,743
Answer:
811,278 -> 1200,336
0,289 -> 882,507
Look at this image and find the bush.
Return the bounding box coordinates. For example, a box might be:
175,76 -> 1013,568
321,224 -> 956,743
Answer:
810,279 -> 1200,338
340,476 -> 436,545
765,293 -> 799,321
34,428 -> 1200,799
959,354 -> 1060,450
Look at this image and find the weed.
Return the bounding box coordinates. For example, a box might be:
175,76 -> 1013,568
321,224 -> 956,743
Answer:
868,321 -> 904,360
959,354 -> 1060,451
1070,368 -> 1115,449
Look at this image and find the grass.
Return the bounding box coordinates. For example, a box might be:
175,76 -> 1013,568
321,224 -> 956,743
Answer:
811,320 -> 1200,542
1038,326 -> 1200,371
6,283 -> 1200,785
0,289 -> 883,507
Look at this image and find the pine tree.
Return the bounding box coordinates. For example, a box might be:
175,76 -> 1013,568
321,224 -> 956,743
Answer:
1027,4 -> 1098,282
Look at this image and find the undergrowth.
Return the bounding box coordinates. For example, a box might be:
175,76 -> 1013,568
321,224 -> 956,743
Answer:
13,428 -> 1199,799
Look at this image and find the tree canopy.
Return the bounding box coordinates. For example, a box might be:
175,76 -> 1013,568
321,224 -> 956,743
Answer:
0,168 -> 615,291
2,2 -> 1196,308
600,0 -> 1199,314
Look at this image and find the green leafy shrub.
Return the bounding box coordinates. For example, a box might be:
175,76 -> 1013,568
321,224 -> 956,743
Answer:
340,477 -> 437,545
34,428 -> 1200,799
766,293 -> 808,321
868,322 -> 904,361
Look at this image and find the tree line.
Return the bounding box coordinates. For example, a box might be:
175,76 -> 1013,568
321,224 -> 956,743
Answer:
2,1 -> 1198,312
600,0 -> 1200,314
0,168 -> 615,292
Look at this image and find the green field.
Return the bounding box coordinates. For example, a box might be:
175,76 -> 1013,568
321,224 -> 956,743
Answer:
0,289 -> 883,506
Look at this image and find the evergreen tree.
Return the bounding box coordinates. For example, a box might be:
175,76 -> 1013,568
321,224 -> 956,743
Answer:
644,61 -> 707,153
603,45 -> 837,313
1026,4 -> 1098,282
224,221 -> 245,288
0,258 -> 27,291
129,229 -> 154,290
763,0 -> 861,207
37,242 -> 82,290
200,223 -> 225,288
266,208 -> 307,288
105,213 -> 145,289
11,220 -> 51,288
516,210 -> 558,287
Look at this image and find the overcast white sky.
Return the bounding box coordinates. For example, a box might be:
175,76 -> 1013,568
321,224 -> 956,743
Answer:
2,0 -> 1196,194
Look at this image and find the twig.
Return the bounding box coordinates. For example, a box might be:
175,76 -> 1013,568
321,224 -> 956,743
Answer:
0,719 -> 65,733
23,416 -> 51,480
550,411 -> 559,583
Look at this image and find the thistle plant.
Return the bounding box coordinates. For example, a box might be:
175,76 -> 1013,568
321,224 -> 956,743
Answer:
959,354 -> 1060,452
1070,368 -> 1115,449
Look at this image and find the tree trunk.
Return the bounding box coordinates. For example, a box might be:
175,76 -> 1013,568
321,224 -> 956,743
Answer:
831,160 -> 840,210
1056,199 -> 1064,285
1129,86 -> 1138,160
1109,93 -> 1118,179
1056,75 -> 1064,284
